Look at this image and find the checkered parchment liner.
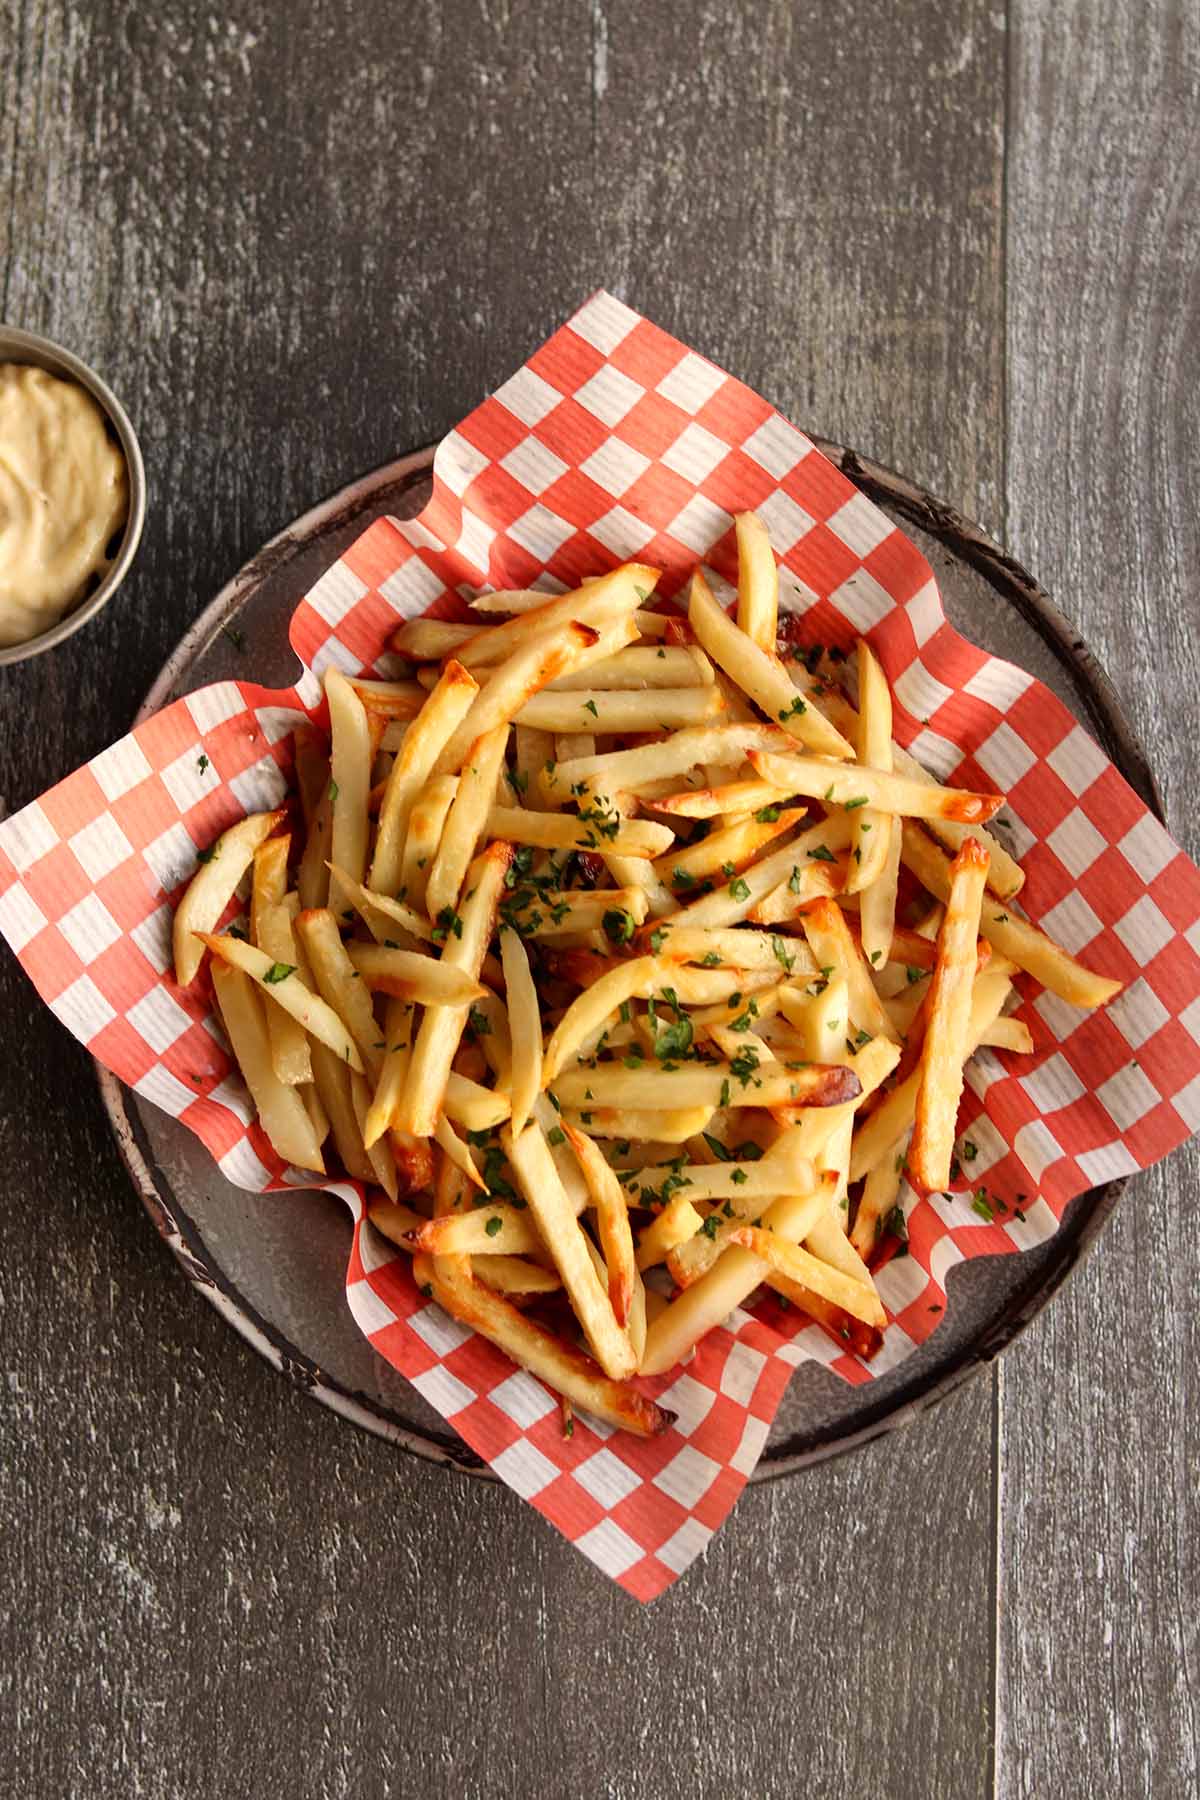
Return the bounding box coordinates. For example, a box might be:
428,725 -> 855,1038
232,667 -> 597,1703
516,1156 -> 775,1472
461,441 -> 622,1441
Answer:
3,293 -> 1200,1601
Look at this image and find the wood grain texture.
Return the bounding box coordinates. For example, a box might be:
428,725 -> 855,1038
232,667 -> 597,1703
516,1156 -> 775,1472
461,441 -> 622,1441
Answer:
1000,3 -> 1200,1797
0,0 -> 1010,1795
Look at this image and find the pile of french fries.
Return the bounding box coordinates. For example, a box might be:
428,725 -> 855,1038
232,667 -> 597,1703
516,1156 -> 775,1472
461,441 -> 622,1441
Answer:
171,513 -> 1122,1440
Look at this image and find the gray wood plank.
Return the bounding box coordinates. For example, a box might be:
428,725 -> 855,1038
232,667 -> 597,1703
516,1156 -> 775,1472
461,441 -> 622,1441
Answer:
1000,3 -> 1200,1796
1,1 -> 1007,1794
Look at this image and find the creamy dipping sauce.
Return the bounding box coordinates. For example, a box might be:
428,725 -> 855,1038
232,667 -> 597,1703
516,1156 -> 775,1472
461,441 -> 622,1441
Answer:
0,362 -> 129,648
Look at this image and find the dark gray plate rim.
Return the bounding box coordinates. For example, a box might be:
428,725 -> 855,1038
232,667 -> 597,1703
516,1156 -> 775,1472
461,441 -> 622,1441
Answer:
96,442 -> 1165,1484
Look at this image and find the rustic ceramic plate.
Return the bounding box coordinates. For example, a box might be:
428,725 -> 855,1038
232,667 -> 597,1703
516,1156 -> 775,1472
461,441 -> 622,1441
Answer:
97,444 -> 1162,1481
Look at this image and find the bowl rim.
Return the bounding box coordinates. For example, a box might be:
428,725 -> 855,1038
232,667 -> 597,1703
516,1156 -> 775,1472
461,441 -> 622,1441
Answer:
0,324 -> 147,668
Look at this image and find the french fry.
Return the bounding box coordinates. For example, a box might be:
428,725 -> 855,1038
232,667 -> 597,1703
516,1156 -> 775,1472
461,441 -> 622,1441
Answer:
635,922 -> 817,977
800,897 -> 900,1044
748,749 -> 1001,824
433,1114 -> 485,1190
849,971 -> 1011,1181
858,814 -> 901,968
635,1195 -> 705,1270
198,931 -> 363,1070
297,777 -> 333,911
391,618 -> 481,660
977,1015 -> 1034,1054
670,817 -> 851,928
308,1039 -> 374,1182
451,562 -> 655,673
542,721 -> 801,803
400,773 -> 459,911
844,640 -> 893,894
173,809 -> 286,985
552,1059 -> 861,1113
426,1253 -> 671,1437
627,1136 -> 815,1208
363,1198 -> 429,1249
497,886 -> 651,940
499,925 -> 540,1136
351,1072 -> 399,1200
656,806 -> 806,891
560,1105 -> 715,1144
393,841 -> 511,1136
652,777 -> 796,820
727,1228 -> 885,1326
908,839 -> 991,1191
296,908 -> 386,1080
250,835 -> 290,947
329,865 -> 436,947
748,853 -> 847,923
325,670 -> 373,910
424,724 -> 510,922
348,676 -> 427,720
369,659 -> 479,896
409,1206 -> 542,1257
666,1166 -> 838,1291
363,996 -> 415,1149
688,570 -> 854,759
565,1125 -> 638,1328
483,804 -> 673,859
899,822 -> 1122,1008
255,901 -> 314,1086
442,1071 -> 510,1131
210,963 -> 325,1171
850,1137 -> 907,1258
471,1255 -> 563,1296
538,646 -> 708,690
505,1119 -> 635,1379
515,685 -> 722,734
734,510 -> 779,653
435,621 -> 608,773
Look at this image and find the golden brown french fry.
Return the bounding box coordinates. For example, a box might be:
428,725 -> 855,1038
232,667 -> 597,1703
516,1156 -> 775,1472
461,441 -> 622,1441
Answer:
250,835 -> 290,947
908,838 -> 991,1191
391,618 -> 483,659
351,1072 -> 398,1199
727,1228 -> 885,1326
537,646 -> 707,690
849,1137 -> 907,1258
409,1206 -> 542,1257
977,1016 -> 1034,1054
347,677 -> 426,720
394,841 -> 512,1136
329,865 -> 436,947
369,659 -> 479,896
800,897 -> 900,1044
308,1039 -> 373,1181
506,1120 -> 636,1379
498,886 -> 651,940
442,1071 -> 510,1131
560,1105 -> 715,1144
688,569 -> 854,759
424,724 -> 510,921
426,1253 -> 672,1437
198,932 -> 363,1070
435,621 -> 602,773
564,1125 -> 637,1328
748,749 -> 1001,824
364,1198 -> 428,1248
255,901 -> 313,1086
848,970 -> 1011,1181
325,670 -> 373,910
499,926 -> 540,1136
656,806 -> 806,891
451,562 -> 656,672
734,510 -> 779,653
542,720 -> 800,802
900,822 -> 1122,1008
483,804 -> 673,859
628,1137 -> 815,1207
210,963 -> 325,1171
173,809 -> 286,985
399,772 -> 458,911
297,776 -> 333,911
670,817 -> 851,928
635,1195 -> 704,1270
471,1255 -> 563,1296
858,814 -> 901,969
363,996 -> 415,1149
844,640 -> 893,896
748,853 -> 847,923
296,908 -> 385,1080
433,1114 -> 484,1190
345,942 -> 485,1008
515,685 -> 722,733
552,1059 -> 861,1113
635,922 -> 817,977
652,777 -> 796,819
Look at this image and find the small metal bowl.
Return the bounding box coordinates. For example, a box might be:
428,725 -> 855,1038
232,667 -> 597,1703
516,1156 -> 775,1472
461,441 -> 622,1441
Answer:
0,325 -> 146,668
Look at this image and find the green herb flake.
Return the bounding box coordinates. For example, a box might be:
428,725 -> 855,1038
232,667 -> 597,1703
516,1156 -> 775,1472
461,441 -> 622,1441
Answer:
699,1214 -> 721,1240
484,1215 -> 503,1238
196,843 -> 219,865
971,1193 -> 995,1223
807,844 -> 836,864
755,804 -> 782,823
844,795 -> 869,810
583,699 -> 598,718
730,1167 -> 748,1186
728,876 -> 751,901
603,908 -> 636,946
262,961 -> 296,985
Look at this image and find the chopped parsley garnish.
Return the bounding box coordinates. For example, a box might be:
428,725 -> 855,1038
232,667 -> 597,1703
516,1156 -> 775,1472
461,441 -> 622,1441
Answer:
328,779 -> 339,804
807,844 -> 837,863
788,867 -> 802,894
730,1167 -> 748,1186
772,938 -> 794,973
719,1079 -> 731,1108
196,754 -> 209,776
699,1214 -> 721,1240
649,927 -> 667,953
701,951 -> 721,966
844,795 -> 869,810
484,1215 -> 503,1238
196,843 -> 219,865
755,804 -> 782,823
777,695 -> 807,721
262,961 -> 296,984
963,1140 -> 978,1162
432,906 -> 463,943
467,1005 -> 491,1037
971,1193 -> 994,1222
583,699 -> 598,718
603,908 -> 636,945
729,1046 -> 759,1085
547,1126 -> 565,1147
227,922 -> 249,942
673,867 -> 696,888
728,876 -> 751,901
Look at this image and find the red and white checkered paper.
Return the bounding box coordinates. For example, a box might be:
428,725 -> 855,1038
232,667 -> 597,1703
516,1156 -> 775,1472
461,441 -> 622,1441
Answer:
4,293 -> 1200,1601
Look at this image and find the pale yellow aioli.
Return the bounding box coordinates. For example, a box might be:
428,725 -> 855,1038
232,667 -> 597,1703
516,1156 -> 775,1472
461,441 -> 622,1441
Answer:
0,362 -> 129,648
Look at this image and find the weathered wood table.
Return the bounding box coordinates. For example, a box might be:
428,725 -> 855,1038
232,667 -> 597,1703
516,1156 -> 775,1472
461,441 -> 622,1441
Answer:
2,3 -> 1196,1795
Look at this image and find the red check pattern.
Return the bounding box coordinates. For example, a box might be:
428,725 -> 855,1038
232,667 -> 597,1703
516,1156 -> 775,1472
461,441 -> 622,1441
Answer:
3,293 -> 1199,1600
